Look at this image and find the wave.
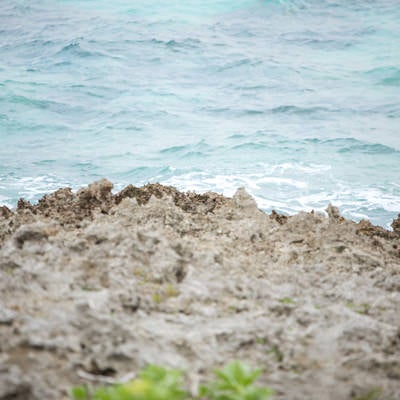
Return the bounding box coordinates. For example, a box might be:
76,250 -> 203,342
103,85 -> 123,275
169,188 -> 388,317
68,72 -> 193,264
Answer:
160,145 -> 188,154
271,105 -> 338,115
226,134 -> 400,155
150,137 -> 400,168
146,37 -> 202,51
338,143 -> 398,155
57,42 -> 103,59
53,39 -> 125,63
0,94 -> 68,112
381,71 -> 400,87
231,142 -> 269,150
201,105 -> 343,117
159,142 -> 214,158
217,58 -> 263,72
364,67 -> 400,87
303,138 -> 400,154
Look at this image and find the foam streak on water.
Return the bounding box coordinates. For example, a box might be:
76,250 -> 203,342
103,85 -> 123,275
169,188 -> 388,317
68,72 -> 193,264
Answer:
1,0 -> 399,227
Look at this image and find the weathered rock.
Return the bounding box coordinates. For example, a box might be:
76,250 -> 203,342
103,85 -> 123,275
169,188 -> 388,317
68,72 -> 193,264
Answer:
392,214 -> 400,235
12,223 -> 50,249
0,307 -> 16,325
0,206 -> 12,219
0,180 -> 399,400
0,365 -> 32,400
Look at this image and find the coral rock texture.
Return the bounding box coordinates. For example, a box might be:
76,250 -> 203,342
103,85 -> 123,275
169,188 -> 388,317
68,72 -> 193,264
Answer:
0,180 -> 400,400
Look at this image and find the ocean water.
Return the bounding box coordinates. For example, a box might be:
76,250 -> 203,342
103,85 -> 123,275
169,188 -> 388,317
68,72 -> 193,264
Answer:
1,0 -> 399,228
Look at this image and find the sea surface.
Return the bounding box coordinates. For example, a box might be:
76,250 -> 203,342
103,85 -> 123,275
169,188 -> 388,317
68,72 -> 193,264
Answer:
1,0 -> 399,228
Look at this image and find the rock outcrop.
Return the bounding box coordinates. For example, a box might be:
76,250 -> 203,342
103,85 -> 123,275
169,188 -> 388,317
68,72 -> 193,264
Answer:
0,180 -> 399,400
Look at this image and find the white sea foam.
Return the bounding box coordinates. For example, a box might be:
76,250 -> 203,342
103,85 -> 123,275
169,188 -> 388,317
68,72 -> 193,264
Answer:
3,175 -> 73,204
268,163 -> 331,175
163,172 -> 308,197
355,189 -> 400,213
0,196 -> 12,209
161,170 -> 400,228
1,171 -> 399,229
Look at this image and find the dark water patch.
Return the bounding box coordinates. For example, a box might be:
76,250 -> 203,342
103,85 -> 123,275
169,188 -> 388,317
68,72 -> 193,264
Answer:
338,143 -> 398,155
166,38 -> 202,49
201,106 -> 231,114
239,109 -> 265,116
302,37 -> 354,49
216,58 -> 262,72
301,137 -> 400,155
227,134 -> 247,140
84,90 -> 107,99
281,32 -> 355,50
1,94 -> 64,111
99,152 -> 136,161
316,137 -> 360,146
232,142 -> 269,151
102,123 -> 144,132
183,151 -> 208,159
136,38 -> 202,52
160,141 -> 214,157
0,119 -> 68,136
364,67 -> 400,86
56,41 -> 114,60
271,105 -> 339,115
58,42 -> 90,56
33,160 -> 57,166
160,145 -> 188,154
52,61 -> 73,68
375,104 -> 400,119
381,71 -> 400,87
3,79 -> 48,88
0,94 -> 90,119
234,84 -> 268,91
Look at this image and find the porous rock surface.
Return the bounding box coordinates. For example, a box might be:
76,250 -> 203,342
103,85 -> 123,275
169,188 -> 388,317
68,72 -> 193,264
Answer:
0,180 -> 400,400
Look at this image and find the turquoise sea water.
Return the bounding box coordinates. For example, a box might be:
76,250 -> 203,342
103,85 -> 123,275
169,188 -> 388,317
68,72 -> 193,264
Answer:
1,0 -> 399,227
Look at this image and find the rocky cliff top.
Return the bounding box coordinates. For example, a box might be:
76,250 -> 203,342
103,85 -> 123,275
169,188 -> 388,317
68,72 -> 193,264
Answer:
1,180 -> 400,400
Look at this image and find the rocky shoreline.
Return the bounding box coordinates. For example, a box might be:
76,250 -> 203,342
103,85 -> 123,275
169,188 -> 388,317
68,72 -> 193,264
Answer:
1,180 -> 400,400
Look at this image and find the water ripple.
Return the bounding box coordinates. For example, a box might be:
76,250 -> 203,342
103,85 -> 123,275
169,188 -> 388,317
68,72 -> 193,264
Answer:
0,0 -> 399,227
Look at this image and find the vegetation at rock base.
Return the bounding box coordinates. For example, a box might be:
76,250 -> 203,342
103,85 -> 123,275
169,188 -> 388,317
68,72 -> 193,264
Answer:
71,361 -> 274,400
199,361 -> 274,400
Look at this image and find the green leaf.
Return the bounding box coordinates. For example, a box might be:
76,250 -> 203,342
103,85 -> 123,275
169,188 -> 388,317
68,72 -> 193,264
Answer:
69,362 -> 273,400
71,386 -> 89,400
203,361 -> 273,400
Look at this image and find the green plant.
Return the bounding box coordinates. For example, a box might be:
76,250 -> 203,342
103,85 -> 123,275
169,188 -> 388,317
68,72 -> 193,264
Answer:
199,361 -> 273,400
346,302 -> 370,315
71,365 -> 187,400
71,362 -> 274,400
278,297 -> 295,305
352,387 -> 382,400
